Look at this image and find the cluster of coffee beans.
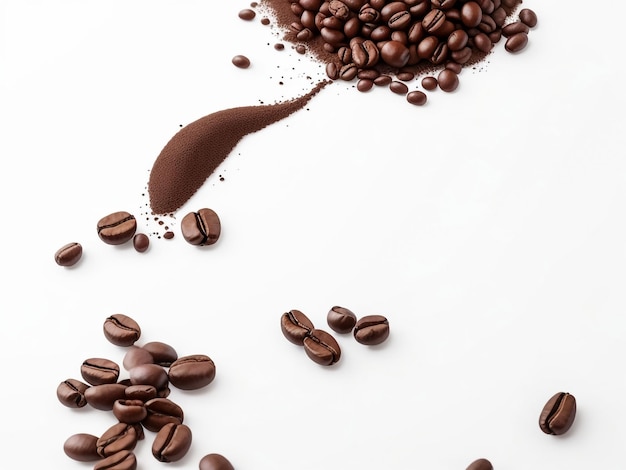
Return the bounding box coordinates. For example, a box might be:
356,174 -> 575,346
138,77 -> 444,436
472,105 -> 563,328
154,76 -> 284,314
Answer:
281,306 -> 390,365
56,313 -> 229,469
54,207 -> 222,267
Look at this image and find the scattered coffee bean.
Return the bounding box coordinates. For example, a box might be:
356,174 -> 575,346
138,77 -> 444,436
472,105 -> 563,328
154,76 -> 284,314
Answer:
93,449 -> 137,470
132,233 -> 149,252
81,358 -> 120,386
466,458 -> 493,470
519,8 -> 538,28
327,306 -> 357,334
437,69 -> 459,92
142,341 -> 178,367
63,433 -> 100,462
181,208 -> 221,246
97,422 -> 138,457
129,363 -> 169,390
113,399 -> 148,424
97,211 -> 137,245
84,383 -> 128,411
232,55 -> 251,68
354,315 -> 390,345
142,397 -> 184,432
124,384 -> 158,402
163,230 -> 175,239
303,328 -> 341,366
421,76 -> 438,90
390,80 -> 409,95
168,354 -> 216,390
539,392 -> 577,435
505,32 -> 528,53
57,378 -> 90,408
407,90 -> 427,106
238,8 -> 256,20
54,242 -> 82,267
123,346 -> 154,370
152,423 -> 193,463
281,309 -> 314,345
103,314 -> 141,347
199,453 -> 235,470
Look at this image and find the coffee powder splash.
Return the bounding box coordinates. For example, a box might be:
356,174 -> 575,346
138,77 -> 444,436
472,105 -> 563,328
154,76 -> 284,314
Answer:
148,81 -> 328,214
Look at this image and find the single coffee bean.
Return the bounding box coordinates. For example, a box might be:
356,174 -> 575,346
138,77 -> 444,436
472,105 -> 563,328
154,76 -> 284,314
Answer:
466,458 -> 493,470
338,63 -> 358,80
57,378 -> 90,408
54,242 -> 82,267
97,422 -> 138,457
168,354 -> 216,390
504,31 -> 528,53
327,306 -> 357,334
519,8 -> 537,28
422,9 -> 446,34
421,76 -> 438,90
199,453 -> 236,470
539,392 -> 577,435
232,55 -> 251,68
129,363 -> 169,390
238,8 -> 256,20
103,314 -> 141,347
163,230 -> 175,239
447,29 -> 469,51
123,345 -> 154,370
84,383 -> 128,410
390,80 -> 409,95
113,399 -> 148,424
132,233 -> 149,252
124,384 -> 158,402
281,309 -> 315,345
93,450 -> 137,470
152,423 -> 193,463
407,90 -> 427,106
97,211 -> 137,245
461,1 -> 483,28
142,341 -> 178,367
63,433 -> 100,461
181,208 -> 221,246
357,78 -> 374,92
373,74 -> 393,86
303,329 -> 341,365
380,40 -> 410,68
80,358 -> 120,386
437,69 -> 459,92
142,397 -> 184,432
501,20 -> 529,37
353,315 -> 390,345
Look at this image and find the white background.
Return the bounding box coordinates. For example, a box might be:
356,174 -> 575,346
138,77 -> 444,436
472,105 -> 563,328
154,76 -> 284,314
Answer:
1,1 -> 626,469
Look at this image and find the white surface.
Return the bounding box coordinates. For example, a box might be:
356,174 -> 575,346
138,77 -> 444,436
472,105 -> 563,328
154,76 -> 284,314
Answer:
1,1 -> 626,469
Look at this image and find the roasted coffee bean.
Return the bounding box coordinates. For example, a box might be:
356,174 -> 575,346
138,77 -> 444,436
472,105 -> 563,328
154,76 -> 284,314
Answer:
142,397 -> 184,432
325,61 -> 340,79
390,80 -> 409,95
539,392 -> 577,435
339,63 -> 358,80
466,458 -> 493,470
380,1 -> 407,22
168,354 -> 216,390
351,39 -> 379,67
303,329 -> 341,365
81,358 -> 120,386
132,233 -> 149,253
519,8 -> 537,28
445,61 -> 463,73
407,90 -> 427,105
358,5 -> 379,23
461,1 -> 483,28
103,314 -> 141,347
297,28 -> 314,41
328,0 -> 350,20
447,29 -> 469,51
397,70 -> 415,81
501,21 -> 529,37
152,423 -> 193,463
57,378 -> 90,408
327,306 -> 357,334
84,383 -> 128,411
357,78 -> 374,92
122,346 -> 154,370
421,76 -> 438,90
199,453 -> 235,470
504,31 -> 528,53
374,74 -> 393,86
238,8 -> 256,20
113,399 -> 147,424
94,450 -> 137,470
422,9 -> 446,34
380,40 -> 409,68
63,433 -> 100,461
472,32 -> 492,52
97,211 -> 137,245
124,384 -> 157,402
353,315 -> 390,345
129,363 -> 169,390
142,341 -> 178,367
181,208 -> 221,246
281,309 -> 315,345
54,242 -> 82,267
389,10 -> 411,30
97,422 -> 138,458
437,68 -> 459,92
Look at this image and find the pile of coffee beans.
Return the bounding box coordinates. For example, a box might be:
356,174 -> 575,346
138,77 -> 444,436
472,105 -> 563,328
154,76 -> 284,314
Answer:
56,313 -> 231,469
281,306 -> 390,365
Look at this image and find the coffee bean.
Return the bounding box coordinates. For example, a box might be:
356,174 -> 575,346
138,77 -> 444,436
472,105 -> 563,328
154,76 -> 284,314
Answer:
97,422 -> 138,457
396,70 -> 415,81
519,8 -> 537,28
81,358 -> 120,386
63,433 -> 100,461
388,10 -> 411,30
97,211 -> 137,245
351,39 -> 379,68
339,63 -> 358,80
93,450 -> 137,470
407,90 -> 427,106
129,363 -> 169,390
123,346 -> 154,370
472,32 -> 493,53
327,306 -> 357,334
84,383 -> 128,410
539,392 -> 577,435
466,458 -> 493,470
357,78 -> 374,92
303,329 -> 341,365
113,399 -> 148,424
142,341 -> 178,367
504,32 -> 528,53
447,29 -> 469,51
103,314 -> 141,347
390,80 -> 409,95
353,315 -> 389,345
422,9 -> 446,34
421,76 -> 438,90
281,309 -> 315,345
461,1 -> 483,28
238,8 -> 256,20
380,40 -> 410,68
437,69 -> 459,92
152,423 -> 193,463
168,354 -> 216,390
373,74 -> 393,86
57,378 -> 90,408
124,384 -> 158,402
132,233 -> 149,252
231,55 -> 250,69
142,397 -> 184,432
181,208 -> 221,246
54,242 -> 82,267
501,21 -> 529,37
199,453 -> 235,470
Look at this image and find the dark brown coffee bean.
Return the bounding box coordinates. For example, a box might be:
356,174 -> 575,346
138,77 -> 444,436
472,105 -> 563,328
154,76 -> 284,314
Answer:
447,29 -> 469,51
57,378 -> 90,408
380,40 -> 409,68
296,28 -> 314,41
389,10 -> 411,30
163,230 -> 174,239
113,399 -> 147,424
472,32 -> 492,53
461,1 -> 483,28
396,71 -> 415,81
238,8 -> 256,20
325,61 -> 339,80
152,423 -> 192,463
358,5 -> 380,23
122,346 -> 154,370
421,76 -> 438,90
328,0 -> 350,20
84,383 -> 128,410
407,90 -> 427,106
380,1 -> 407,22
132,233 -> 149,252
63,433 -> 100,461
199,453 -> 235,470
371,25 -> 392,42
504,32 -> 528,53
451,46 -> 472,64
539,392 -> 577,435
519,8 -> 537,28
374,74 -> 393,86
327,306 -> 357,334
81,358 -> 120,386
353,315 -> 390,345
142,341 -> 178,367
103,314 -> 141,347
181,208 -> 221,246
445,61 -> 463,73
281,309 -> 315,345
351,39 -> 379,67
94,450 -> 137,470
303,329 -> 341,365
466,458 -> 493,470
390,80 -> 409,95
357,78 -> 374,92
437,68 -> 459,92
124,384 -> 157,401
129,363 -> 169,390
339,63 -> 358,80
168,354 -> 216,390
54,242 -> 82,267
501,21 -> 529,38
97,422 -> 138,458
97,211 -> 137,245
357,69 -> 380,80
142,398 -> 184,433
422,9 -> 446,34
